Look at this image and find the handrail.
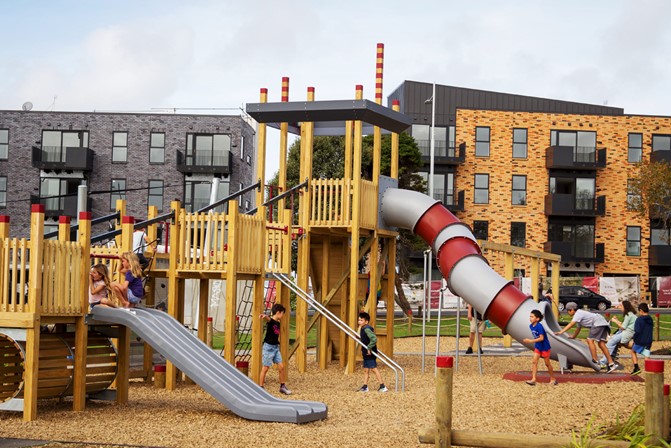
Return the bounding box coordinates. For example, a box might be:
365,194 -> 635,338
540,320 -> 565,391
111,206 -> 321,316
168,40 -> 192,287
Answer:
197,181 -> 261,214
44,211 -> 121,239
271,272 -> 405,392
247,180 -> 308,215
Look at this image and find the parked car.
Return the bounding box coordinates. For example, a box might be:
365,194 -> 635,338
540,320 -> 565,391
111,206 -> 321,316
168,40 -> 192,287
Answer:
546,286 -> 611,312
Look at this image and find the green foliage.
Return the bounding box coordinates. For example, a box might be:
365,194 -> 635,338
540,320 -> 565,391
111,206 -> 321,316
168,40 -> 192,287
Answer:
630,160 -> 671,242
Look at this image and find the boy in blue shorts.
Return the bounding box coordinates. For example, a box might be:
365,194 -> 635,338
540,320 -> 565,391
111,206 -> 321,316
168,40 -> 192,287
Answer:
630,302 -> 653,376
357,311 -> 387,392
523,309 -> 558,386
259,303 -> 292,395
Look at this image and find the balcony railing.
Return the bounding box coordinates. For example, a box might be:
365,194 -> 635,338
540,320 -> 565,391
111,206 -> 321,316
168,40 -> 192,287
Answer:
544,194 -> 605,217
31,146 -> 94,171
649,245 -> 671,266
543,241 -> 605,263
546,146 -> 607,169
651,150 -> 671,164
417,140 -> 464,165
445,190 -> 465,212
177,150 -> 231,174
30,195 -> 91,218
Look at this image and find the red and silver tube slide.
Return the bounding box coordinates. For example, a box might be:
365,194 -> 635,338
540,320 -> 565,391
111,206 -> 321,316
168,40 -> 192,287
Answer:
382,188 -> 599,370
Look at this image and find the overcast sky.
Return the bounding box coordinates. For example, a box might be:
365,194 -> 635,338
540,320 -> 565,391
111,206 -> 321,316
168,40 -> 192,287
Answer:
2,0 -> 670,178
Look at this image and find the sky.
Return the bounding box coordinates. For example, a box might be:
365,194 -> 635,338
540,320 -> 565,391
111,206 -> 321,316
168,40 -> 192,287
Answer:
2,0 -> 671,179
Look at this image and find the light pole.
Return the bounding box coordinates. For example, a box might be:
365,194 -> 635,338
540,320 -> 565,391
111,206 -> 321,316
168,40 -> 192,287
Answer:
424,82 -> 436,200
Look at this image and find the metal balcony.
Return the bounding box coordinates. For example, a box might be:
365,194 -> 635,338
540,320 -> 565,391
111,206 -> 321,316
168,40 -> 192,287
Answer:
543,241 -> 604,263
176,150 -> 231,174
31,146 -> 94,171
651,150 -> 671,164
445,190 -> 465,212
649,245 -> 671,266
545,146 -> 606,169
544,194 -> 605,217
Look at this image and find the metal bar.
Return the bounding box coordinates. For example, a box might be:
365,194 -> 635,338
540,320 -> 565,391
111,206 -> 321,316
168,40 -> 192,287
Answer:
44,212 -> 121,239
247,180 -> 308,215
196,181 -> 261,214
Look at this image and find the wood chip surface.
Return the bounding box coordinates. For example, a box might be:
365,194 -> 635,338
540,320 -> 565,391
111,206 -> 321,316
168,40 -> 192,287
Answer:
1,337 -> 670,448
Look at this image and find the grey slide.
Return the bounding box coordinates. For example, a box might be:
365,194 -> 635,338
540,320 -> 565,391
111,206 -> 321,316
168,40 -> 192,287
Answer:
91,306 -> 328,423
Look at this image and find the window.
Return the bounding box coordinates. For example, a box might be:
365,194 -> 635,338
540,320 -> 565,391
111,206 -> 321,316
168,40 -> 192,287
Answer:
652,135 -> 671,152
186,133 -> 231,168
627,179 -> 640,210
512,128 -> 527,159
41,130 -> 89,162
150,132 -> 165,164
184,179 -> 230,213
628,133 -> 642,163
148,180 -> 164,211
112,132 -> 128,163
512,175 -> 527,205
651,227 -> 671,245
511,222 -> 526,247
550,130 -> 596,162
475,127 -> 490,157
110,179 -> 126,210
472,221 -> 488,240
0,129 -> 7,160
548,223 -> 595,258
474,174 -> 489,204
626,226 -> 641,256
550,175 -> 596,211
0,176 -> 6,207
240,136 -> 245,161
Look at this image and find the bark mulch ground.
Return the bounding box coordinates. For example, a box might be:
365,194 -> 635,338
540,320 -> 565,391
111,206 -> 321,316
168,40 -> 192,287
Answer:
1,337 -> 670,448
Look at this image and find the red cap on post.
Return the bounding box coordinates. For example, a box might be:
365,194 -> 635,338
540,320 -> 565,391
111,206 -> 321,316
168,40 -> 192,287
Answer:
31,204 -> 45,214
664,384 -> 670,396
207,317 -> 213,322
260,88 -> 268,94
436,356 -> 453,368
153,365 -> 166,373
122,216 -> 135,224
0,216 -> 9,223
79,211 -> 92,221
645,359 -> 664,373
307,87 -> 315,93
392,99 -> 400,106
59,216 -> 71,224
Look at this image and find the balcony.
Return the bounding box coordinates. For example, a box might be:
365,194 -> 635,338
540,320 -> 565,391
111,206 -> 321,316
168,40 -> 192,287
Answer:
31,146 -> 94,171
445,190 -> 465,212
651,150 -> 671,164
649,245 -> 671,266
417,140 -> 465,165
544,194 -> 605,217
30,195 -> 92,219
545,146 -> 606,170
543,241 -> 605,263
177,150 -> 231,174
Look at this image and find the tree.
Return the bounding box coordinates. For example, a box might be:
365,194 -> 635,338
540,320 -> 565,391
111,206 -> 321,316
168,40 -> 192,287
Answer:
629,160 -> 671,242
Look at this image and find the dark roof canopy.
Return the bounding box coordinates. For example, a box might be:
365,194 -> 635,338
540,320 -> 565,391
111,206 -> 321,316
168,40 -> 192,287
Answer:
246,99 -> 412,136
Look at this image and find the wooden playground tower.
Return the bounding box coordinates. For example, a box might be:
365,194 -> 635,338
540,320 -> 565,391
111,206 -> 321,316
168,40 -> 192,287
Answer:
0,43 -> 411,421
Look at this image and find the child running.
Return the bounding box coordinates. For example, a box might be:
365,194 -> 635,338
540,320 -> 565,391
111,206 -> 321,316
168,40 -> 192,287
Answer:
259,303 -> 292,395
111,252 -> 144,308
523,309 -> 558,386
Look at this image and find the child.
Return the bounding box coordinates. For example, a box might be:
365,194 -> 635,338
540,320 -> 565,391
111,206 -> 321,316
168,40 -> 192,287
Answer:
357,311 -> 388,392
111,252 -> 144,308
259,303 -> 291,395
630,302 -> 653,376
523,310 -> 558,385
89,264 -> 113,309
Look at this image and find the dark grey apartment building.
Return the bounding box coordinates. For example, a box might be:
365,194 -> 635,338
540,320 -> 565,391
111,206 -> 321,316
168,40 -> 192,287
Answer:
0,110 -> 256,237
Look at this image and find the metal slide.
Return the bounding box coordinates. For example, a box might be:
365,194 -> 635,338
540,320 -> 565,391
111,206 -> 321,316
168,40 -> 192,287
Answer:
381,188 -> 599,371
91,306 -> 328,423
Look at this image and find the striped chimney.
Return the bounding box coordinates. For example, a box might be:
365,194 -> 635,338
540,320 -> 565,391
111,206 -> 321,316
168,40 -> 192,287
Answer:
375,43 -> 384,104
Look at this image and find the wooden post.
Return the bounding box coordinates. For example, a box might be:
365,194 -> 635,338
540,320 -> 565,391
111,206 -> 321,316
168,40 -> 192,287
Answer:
58,216 -> 71,241
166,201 -> 181,390
319,238 -> 330,369
206,317 -> 213,348
550,262 -> 560,319
255,88 -> 268,211
23,204 -> 44,421
391,100 -> 400,179
644,359 -> 665,446
502,253 -> 514,348
198,279 -> 208,344
0,215 -> 9,239
224,202 -> 239,364
435,356 -> 453,448
73,211 -> 91,412
663,384 -> 670,441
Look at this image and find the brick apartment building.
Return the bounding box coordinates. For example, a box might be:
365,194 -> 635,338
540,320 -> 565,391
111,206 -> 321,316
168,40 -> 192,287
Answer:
389,81 -> 671,298
0,110 -> 256,237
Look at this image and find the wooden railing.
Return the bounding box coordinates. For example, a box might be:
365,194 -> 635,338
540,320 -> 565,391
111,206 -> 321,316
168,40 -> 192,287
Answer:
236,213 -> 265,274
178,212 -> 228,272
310,178 -> 351,226
266,226 -> 290,274
90,246 -> 121,281
0,238 -> 29,313
359,179 -> 378,229
41,240 -> 84,316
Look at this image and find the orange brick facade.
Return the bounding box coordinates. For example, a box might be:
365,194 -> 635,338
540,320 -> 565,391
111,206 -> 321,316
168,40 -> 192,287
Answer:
453,109 -> 671,291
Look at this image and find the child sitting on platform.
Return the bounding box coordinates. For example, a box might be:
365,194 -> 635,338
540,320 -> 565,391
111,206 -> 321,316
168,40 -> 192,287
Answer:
111,252 -> 144,308
89,263 -> 114,309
